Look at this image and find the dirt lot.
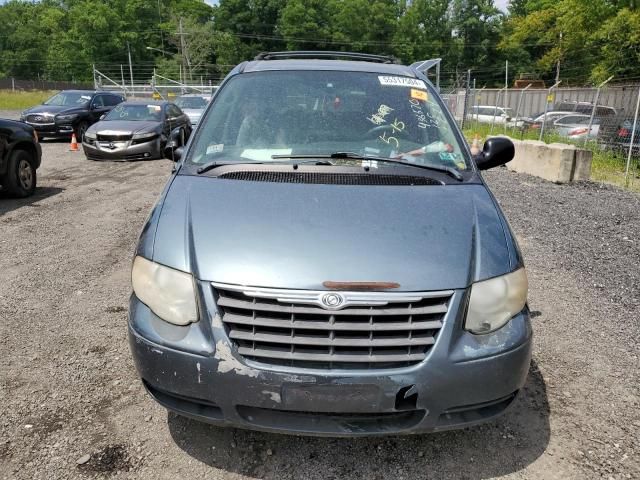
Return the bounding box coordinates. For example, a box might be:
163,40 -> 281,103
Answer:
1,112 -> 639,479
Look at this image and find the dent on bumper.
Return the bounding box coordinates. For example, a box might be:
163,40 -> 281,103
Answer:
128,289 -> 532,436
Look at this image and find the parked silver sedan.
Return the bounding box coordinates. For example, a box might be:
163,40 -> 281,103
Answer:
174,94 -> 212,126
552,114 -> 600,140
82,101 -> 191,161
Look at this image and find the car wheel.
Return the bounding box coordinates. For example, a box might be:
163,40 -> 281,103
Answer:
1,149 -> 37,198
75,121 -> 89,142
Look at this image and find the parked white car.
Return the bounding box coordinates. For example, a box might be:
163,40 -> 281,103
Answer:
469,106 -> 523,127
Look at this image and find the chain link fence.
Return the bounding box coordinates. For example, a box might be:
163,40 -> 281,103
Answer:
448,76 -> 640,191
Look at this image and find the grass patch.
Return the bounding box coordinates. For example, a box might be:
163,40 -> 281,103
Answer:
462,120 -> 640,193
0,90 -> 55,110
590,150 -> 640,193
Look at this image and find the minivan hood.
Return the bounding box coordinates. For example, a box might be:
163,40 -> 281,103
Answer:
150,175 -> 514,291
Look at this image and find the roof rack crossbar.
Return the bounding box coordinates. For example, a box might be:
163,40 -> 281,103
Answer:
410,58 -> 442,90
254,51 -> 400,64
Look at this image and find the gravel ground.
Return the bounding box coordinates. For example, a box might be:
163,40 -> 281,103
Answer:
0,112 -> 638,479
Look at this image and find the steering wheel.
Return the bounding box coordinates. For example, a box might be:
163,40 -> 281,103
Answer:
364,124 -> 411,139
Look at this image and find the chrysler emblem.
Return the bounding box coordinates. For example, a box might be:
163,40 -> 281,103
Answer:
321,292 -> 344,309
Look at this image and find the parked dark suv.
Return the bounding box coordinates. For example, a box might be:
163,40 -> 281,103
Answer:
129,51 -> 530,436
0,119 -> 42,197
20,90 -> 124,140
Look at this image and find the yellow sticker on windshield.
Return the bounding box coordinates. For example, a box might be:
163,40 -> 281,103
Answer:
410,89 -> 428,101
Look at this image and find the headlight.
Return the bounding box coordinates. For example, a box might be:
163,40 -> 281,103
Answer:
132,132 -> 158,140
465,268 -> 528,334
56,113 -> 78,122
84,131 -> 96,140
131,256 -> 198,326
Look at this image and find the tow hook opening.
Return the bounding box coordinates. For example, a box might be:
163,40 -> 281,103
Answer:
395,384 -> 418,410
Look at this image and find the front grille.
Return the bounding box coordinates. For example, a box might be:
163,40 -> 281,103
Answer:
26,114 -> 54,124
217,171 -> 441,185
97,134 -> 132,141
213,283 -> 452,369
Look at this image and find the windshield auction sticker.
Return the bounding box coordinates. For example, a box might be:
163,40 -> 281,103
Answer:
410,89 -> 428,101
378,76 -> 427,89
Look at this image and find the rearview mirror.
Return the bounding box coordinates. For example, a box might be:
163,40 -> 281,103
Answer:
474,137 -> 515,170
163,127 -> 184,161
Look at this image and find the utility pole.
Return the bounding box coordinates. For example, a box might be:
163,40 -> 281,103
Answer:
120,64 -> 126,97
461,69 -> 471,130
127,42 -> 135,94
158,0 -> 164,55
505,60 -> 509,132
178,18 -> 192,82
555,32 -> 562,85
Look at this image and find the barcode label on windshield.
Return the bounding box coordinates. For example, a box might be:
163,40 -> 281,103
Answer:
378,76 -> 427,89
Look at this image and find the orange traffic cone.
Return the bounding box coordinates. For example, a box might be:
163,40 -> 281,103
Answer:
70,133 -> 79,152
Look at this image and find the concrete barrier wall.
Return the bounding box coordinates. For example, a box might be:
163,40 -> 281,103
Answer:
501,138 -> 593,183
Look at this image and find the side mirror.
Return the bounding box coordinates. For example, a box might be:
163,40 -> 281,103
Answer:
163,127 -> 184,161
474,137 -> 515,170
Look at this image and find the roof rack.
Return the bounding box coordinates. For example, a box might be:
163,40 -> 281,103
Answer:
410,58 -> 442,90
254,51 -> 401,64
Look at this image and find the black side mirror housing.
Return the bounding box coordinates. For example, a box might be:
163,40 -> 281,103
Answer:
474,137 -> 515,170
163,127 -> 184,161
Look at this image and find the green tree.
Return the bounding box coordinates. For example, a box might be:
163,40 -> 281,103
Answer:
277,0 -> 333,50
393,0 -> 451,64
590,7 -> 640,82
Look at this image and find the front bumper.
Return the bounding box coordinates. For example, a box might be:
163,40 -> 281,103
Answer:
82,136 -> 162,161
128,284 -> 532,436
24,121 -> 74,138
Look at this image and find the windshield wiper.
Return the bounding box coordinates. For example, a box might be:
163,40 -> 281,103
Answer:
272,152 -> 463,181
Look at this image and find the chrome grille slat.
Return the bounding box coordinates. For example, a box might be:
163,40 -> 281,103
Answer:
229,330 -> 436,347
222,312 -> 443,332
236,347 -> 428,363
213,282 -> 451,369
217,295 -> 448,316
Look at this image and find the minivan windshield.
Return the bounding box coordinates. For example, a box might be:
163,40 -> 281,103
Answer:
187,71 -> 468,170
44,91 -> 91,107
